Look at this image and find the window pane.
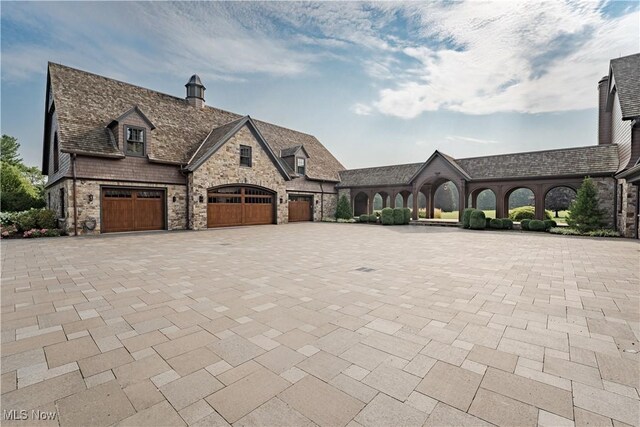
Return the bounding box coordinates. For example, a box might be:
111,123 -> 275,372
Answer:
297,158 -> 305,166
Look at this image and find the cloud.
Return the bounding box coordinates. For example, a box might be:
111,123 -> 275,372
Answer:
351,103 -> 373,115
446,135 -> 499,144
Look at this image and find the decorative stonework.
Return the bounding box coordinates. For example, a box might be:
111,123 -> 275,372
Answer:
189,125 -> 287,230
617,178 -> 638,237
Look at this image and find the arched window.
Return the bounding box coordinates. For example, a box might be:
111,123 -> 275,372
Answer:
53,133 -> 60,173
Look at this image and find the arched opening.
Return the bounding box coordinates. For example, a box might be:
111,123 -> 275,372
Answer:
469,188 -> 496,217
395,193 -> 404,208
353,192 -> 369,216
506,187 -> 535,220
545,186 -> 576,224
433,180 -> 459,221
407,192 -> 427,217
373,192 -> 390,212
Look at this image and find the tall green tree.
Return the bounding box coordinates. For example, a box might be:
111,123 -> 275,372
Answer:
1,135 -> 22,166
566,177 -> 605,232
335,194 -> 353,219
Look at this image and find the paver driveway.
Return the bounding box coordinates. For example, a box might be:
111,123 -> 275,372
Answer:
1,223 -> 639,427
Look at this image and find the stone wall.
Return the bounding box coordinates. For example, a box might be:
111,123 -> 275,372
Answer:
190,125 -> 287,230
45,180 -> 71,230
57,179 -> 187,235
617,178 -> 638,238
592,177 -> 616,229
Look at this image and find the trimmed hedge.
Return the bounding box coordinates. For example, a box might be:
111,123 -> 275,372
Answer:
469,209 -> 486,230
462,208 -> 475,229
368,214 -> 378,223
509,206 -> 552,221
403,208 -> 411,224
13,209 -> 58,232
520,219 -> 531,230
489,218 -> 503,229
485,217 -> 492,228
529,219 -> 546,231
359,214 -> 368,223
543,219 -> 557,230
501,218 -> 514,229
393,208 -> 405,225
381,208 -> 394,225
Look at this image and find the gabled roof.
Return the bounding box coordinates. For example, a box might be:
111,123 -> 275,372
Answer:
280,145 -> 309,158
45,63 -> 344,180
185,116 -> 290,181
408,150 -> 472,182
108,106 -> 156,130
337,163 -> 423,187
609,53 -> 640,120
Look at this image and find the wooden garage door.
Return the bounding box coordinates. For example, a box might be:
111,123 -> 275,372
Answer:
207,186 -> 274,227
102,189 -> 164,233
288,195 -> 313,222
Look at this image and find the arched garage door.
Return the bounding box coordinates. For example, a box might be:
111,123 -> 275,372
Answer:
207,186 -> 275,227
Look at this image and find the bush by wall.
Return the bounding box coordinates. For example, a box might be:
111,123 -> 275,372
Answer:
548,227 -> 620,237
509,206 -> 552,221
392,208 -> 404,225
501,218 -> 514,229
8,208 -> 59,232
462,208 -> 475,229
469,209 -> 486,230
335,194 -> 353,220
543,219 -> 557,230
368,214 -> 378,223
485,217 -> 492,228
528,220 -> 546,231
403,208 -> 411,224
566,177 -> 605,233
520,219 -> 531,230
381,208 -> 394,225
489,218 -> 503,229
359,214 -> 368,223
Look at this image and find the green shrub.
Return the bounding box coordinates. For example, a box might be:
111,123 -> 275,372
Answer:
485,217 -> 492,228
566,177 -> 605,233
381,208 -> 394,225
368,214 -> 378,223
501,218 -> 514,229
509,206 -> 552,221
403,208 -> 411,224
520,219 -> 531,230
489,218 -> 503,229
549,227 -> 581,236
587,229 -> 620,237
359,214 -> 368,223
35,209 -> 57,229
392,208 -> 404,225
543,219 -> 557,230
462,208 -> 475,229
0,211 -> 17,226
14,211 -> 37,232
335,194 -> 353,220
529,220 -> 546,231
23,228 -> 61,238
469,209 -> 486,230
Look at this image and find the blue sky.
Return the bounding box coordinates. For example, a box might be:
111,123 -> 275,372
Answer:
1,1 -> 638,170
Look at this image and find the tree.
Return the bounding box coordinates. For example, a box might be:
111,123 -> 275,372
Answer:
335,194 -> 353,219
1,135 -> 22,166
545,187 -> 576,218
0,161 -> 45,211
434,182 -> 457,212
566,177 -> 605,232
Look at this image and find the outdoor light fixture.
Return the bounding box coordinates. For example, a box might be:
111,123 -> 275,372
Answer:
88,194 -> 94,202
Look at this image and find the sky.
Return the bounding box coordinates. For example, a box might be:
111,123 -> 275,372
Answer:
1,1 -> 639,171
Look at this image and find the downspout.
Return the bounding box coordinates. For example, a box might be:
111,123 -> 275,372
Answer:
72,154 -> 78,236
180,168 -> 191,230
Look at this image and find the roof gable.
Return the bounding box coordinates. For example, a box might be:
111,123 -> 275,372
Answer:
108,106 -> 156,130
408,150 -> 471,183
185,116 -> 291,180
609,53 -> 640,120
280,145 -> 309,159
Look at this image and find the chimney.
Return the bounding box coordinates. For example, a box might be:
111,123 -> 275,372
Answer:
185,74 -> 205,108
598,75 -> 612,145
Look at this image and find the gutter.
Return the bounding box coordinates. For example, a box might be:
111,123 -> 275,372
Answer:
180,169 -> 191,230
72,154 -> 78,236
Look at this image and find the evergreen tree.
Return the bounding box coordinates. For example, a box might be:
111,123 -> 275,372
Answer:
1,135 -> 22,166
335,194 -> 353,219
566,177 -> 605,232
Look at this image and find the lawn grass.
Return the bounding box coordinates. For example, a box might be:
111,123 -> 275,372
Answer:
429,209 -> 570,223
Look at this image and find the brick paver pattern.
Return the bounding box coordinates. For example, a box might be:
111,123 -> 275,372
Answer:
1,223 -> 638,426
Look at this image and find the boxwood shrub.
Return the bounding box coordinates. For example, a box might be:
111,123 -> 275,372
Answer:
509,206 -> 552,221
543,219 -> 557,230
393,208 -> 405,225
520,219 -> 531,230
529,219 -> 546,231
368,214 -> 378,223
469,209 -> 486,230
501,218 -> 514,229
403,208 -> 411,224
462,208 -> 475,229
359,214 -> 368,223
489,218 -> 503,229
485,217 -> 492,228
381,208 -> 394,225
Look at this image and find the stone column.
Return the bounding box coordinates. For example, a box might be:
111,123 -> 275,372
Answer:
390,192 -> 396,209
402,192 -> 408,208
534,184 -> 545,220
368,191 -> 374,215
495,187 -> 506,219
425,186 -> 433,218
458,181 -> 467,222
412,189 -> 419,220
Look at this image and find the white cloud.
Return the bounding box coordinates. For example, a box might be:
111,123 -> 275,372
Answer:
351,103 -> 373,115
446,135 -> 499,144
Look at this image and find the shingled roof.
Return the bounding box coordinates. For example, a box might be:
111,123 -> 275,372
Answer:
337,145 -> 619,187
610,53 -> 640,120
47,63 -> 344,181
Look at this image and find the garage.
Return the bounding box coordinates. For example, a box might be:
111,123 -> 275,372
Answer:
207,186 -> 275,227
101,188 -> 165,233
288,195 -> 313,222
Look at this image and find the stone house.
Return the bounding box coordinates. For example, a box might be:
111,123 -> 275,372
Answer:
43,53 -> 638,238
42,64 -> 344,234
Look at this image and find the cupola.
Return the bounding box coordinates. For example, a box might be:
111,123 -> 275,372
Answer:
185,74 -> 206,108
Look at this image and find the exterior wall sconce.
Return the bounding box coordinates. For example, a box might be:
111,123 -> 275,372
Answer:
199,195 -> 204,203
88,194 -> 94,202
172,196 -> 177,203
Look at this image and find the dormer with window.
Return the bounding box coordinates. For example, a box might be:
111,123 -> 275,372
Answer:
280,145 -> 310,177
107,106 -> 155,157
126,126 -> 145,156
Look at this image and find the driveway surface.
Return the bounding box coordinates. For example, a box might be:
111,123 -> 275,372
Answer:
1,223 -> 639,426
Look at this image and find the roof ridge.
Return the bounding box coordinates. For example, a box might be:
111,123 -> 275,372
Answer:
456,144 -> 617,161
341,162 -> 423,173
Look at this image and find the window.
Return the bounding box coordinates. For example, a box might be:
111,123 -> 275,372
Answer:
240,145 -> 252,167
59,188 -> 66,218
618,184 -> 624,213
126,126 -> 145,156
296,157 -> 306,175
53,133 -> 60,173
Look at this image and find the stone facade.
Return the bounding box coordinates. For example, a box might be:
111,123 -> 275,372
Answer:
617,178 -> 638,238
189,125 -> 287,230
47,179 -> 187,235
592,177 -> 616,228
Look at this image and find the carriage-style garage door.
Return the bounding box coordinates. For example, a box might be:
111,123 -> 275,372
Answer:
288,195 -> 313,222
207,186 -> 275,227
101,188 -> 165,233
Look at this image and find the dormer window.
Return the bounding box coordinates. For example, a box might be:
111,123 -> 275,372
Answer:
296,157 -> 306,175
240,145 -> 252,167
126,126 -> 145,156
